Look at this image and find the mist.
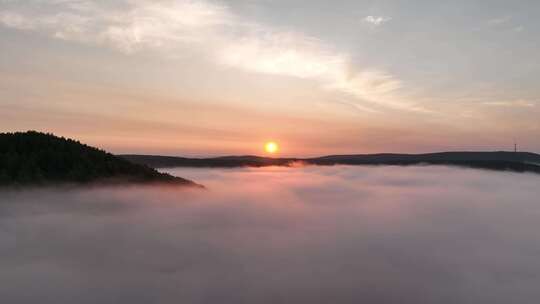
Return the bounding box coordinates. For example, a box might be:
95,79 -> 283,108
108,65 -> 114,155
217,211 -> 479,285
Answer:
1,165 -> 540,303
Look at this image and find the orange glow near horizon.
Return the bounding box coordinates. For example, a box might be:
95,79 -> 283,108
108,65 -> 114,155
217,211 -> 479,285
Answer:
265,141 -> 279,154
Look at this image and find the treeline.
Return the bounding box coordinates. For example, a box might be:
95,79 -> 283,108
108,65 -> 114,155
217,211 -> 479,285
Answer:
0,131 -> 196,186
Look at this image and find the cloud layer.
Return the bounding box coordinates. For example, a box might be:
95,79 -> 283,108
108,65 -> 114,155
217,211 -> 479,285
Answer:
1,165 -> 540,303
0,0 -> 408,110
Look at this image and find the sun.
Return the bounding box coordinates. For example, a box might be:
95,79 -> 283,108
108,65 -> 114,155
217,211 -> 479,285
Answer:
264,141 -> 279,154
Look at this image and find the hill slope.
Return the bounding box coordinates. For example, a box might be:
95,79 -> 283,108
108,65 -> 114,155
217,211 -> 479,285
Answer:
121,155 -> 295,168
0,131 -> 199,187
122,152 -> 540,175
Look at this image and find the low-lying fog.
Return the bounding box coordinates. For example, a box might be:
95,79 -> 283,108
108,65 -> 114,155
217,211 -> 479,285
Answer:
1,165 -> 540,303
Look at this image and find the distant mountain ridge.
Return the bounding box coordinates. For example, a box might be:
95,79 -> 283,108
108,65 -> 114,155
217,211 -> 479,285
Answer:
0,131 -> 200,187
121,155 -> 295,168
311,152 -> 540,164
122,152 -> 540,174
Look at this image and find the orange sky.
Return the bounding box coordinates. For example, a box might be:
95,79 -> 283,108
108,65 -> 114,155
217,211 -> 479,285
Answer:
1,0 -> 539,156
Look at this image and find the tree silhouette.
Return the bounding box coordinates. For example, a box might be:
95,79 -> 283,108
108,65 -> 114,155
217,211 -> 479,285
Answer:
0,131 -> 195,186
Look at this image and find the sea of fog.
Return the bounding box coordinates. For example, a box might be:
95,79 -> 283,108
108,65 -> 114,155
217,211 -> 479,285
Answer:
1,165 -> 540,303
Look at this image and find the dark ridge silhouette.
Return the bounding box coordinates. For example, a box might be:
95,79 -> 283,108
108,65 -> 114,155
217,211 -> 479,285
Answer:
121,155 -> 295,168
122,152 -> 540,175
0,131 -> 201,187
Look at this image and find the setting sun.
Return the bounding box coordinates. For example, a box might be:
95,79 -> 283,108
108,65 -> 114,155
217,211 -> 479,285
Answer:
264,141 -> 279,154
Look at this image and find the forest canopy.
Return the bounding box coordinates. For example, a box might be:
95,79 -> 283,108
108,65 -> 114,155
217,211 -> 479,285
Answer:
0,131 -> 197,186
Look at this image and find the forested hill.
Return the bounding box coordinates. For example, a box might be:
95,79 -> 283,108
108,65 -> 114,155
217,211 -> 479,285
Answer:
0,131 -> 199,187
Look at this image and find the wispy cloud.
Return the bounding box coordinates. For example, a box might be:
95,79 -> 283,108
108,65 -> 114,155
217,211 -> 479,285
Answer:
218,31 -> 346,80
482,100 -> 536,107
1,0 -> 233,53
486,16 -> 524,32
217,30 -> 405,108
0,11 -> 36,29
488,16 -> 510,26
363,15 -> 391,27
0,0 -> 414,111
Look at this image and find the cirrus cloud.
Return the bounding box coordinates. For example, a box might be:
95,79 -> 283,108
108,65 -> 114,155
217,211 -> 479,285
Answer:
0,0 -> 414,111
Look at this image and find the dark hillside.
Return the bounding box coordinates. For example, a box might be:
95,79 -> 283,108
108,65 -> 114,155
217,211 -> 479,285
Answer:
0,131 -> 199,187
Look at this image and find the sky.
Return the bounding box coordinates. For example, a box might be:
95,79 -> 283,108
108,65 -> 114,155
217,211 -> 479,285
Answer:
1,0 -> 539,156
